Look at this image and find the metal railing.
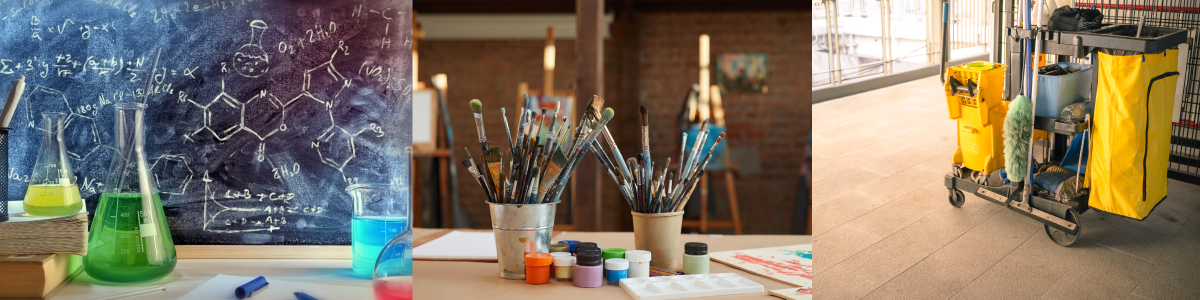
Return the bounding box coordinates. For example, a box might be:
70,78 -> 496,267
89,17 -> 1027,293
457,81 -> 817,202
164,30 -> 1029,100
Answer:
813,0 -> 995,87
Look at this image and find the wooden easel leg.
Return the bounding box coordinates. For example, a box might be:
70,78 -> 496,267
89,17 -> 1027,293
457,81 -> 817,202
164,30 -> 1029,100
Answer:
439,157 -> 450,228
700,174 -> 709,234
725,171 -> 742,235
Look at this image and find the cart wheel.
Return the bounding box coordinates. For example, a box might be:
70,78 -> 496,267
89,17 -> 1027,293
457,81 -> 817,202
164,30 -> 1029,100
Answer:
952,166 -> 963,178
1045,209 -> 1081,247
948,189 -> 965,208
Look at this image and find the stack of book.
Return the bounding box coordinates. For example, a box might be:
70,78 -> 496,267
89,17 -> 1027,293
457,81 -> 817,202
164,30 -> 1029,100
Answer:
0,201 -> 89,300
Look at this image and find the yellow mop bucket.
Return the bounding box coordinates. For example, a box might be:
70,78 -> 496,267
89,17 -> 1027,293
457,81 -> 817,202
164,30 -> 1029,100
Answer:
1088,49 -> 1179,220
946,62 -> 1008,174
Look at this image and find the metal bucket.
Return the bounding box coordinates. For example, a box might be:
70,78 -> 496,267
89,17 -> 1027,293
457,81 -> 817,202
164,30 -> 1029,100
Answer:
489,201 -> 556,280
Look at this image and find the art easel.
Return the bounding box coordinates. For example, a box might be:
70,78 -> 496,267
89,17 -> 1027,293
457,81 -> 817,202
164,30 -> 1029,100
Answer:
679,85 -> 743,235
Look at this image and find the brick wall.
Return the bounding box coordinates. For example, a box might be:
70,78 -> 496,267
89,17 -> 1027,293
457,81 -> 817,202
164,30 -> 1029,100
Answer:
417,10 -> 809,234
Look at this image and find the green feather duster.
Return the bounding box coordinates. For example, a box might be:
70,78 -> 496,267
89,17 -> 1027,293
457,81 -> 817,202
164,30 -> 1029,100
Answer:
1004,95 -> 1033,182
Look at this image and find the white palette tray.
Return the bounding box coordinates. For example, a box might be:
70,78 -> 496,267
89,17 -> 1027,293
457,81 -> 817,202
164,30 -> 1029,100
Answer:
618,273 -> 765,300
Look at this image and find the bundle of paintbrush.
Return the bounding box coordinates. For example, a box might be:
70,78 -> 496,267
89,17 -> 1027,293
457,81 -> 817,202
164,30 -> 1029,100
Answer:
591,104 -> 725,213
461,95 -> 616,204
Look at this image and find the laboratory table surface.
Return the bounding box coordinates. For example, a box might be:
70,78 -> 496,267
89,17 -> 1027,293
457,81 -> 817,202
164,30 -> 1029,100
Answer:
50,228 -> 809,299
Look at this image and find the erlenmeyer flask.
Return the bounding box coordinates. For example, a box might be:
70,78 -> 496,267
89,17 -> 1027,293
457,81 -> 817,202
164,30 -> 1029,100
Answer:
84,102 -> 176,284
373,229 -> 413,300
362,183 -> 412,300
23,112 -> 83,216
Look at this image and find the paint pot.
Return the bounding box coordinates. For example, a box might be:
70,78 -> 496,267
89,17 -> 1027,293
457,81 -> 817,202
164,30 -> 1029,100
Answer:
488,201 -> 557,280
601,248 -> 626,280
549,252 -> 571,277
553,255 -> 575,282
631,211 -> 685,270
549,244 -> 570,254
625,250 -> 651,278
524,253 -> 553,284
577,242 -> 600,251
682,242 -> 709,275
605,258 -> 629,285
556,240 -> 581,253
574,249 -> 603,288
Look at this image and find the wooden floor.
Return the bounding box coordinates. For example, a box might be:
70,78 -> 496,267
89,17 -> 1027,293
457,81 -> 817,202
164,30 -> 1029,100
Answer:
812,76 -> 1200,300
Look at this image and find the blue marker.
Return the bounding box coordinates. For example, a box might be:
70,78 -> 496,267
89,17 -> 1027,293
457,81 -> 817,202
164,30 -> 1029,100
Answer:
235,276 -> 268,299
295,292 -> 319,300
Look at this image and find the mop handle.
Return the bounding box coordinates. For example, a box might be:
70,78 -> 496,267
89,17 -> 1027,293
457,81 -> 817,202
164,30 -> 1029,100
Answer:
1025,1 -> 1045,203
1075,114 -> 1089,194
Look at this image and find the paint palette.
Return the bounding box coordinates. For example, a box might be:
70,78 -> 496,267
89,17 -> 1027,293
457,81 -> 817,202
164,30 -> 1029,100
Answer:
618,273 -> 764,300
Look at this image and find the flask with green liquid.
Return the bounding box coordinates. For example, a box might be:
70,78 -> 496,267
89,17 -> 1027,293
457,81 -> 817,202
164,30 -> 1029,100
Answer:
84,103 -> 176,283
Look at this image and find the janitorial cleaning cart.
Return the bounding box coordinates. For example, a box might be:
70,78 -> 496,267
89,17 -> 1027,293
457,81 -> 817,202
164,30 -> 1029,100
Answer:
943,1 -> 1188,246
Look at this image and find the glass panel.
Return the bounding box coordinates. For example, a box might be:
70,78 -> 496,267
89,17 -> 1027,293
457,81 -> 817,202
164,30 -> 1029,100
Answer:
812,1 -> 835,87
835,0 -> 886,82
887,0 -> 931,73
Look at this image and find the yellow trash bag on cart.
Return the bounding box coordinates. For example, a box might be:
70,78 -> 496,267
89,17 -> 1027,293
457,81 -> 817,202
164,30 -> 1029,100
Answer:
1088,49 -> 1179,220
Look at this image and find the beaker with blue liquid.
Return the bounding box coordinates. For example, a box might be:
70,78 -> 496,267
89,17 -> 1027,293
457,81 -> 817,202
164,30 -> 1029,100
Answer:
346,183 -> 409,279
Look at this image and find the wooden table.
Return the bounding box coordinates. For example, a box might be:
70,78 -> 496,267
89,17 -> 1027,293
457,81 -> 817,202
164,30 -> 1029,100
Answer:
49,228 -> 809,299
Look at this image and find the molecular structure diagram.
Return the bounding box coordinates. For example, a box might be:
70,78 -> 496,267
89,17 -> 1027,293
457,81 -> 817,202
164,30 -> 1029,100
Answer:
23,86 -> 107,162
182,46 -> 374,173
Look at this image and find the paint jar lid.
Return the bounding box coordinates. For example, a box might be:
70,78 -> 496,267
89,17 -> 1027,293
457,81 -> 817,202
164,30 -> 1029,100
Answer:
557,240 -> 581,252
605,258 -> 629,270
525,253 -> 553,266
577,250 -> 602,266
550,252 -> 572,258
550,244 -> 570,253
553,255 -> 576,266
685,242 -> 708,255
625,250 -> 651,262
601,248 -> 627,259
577,242 -> 599,249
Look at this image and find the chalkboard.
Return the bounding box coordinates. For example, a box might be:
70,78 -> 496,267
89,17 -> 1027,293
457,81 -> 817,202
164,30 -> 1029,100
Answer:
0,0 -> 413,245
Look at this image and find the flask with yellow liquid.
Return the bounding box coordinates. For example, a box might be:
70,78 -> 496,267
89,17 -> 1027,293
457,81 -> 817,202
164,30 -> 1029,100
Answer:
23,112 -> 82,216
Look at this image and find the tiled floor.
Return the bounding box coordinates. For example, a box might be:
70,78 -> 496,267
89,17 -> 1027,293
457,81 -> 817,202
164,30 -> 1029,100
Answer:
812,76 -> 1200,300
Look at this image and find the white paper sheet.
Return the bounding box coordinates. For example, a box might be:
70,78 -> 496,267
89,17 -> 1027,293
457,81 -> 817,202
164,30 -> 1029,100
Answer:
176,274 -> 370,300
412,230 -> 497,260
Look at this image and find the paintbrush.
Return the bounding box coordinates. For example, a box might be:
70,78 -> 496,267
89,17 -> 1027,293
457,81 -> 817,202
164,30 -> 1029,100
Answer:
461,158 -> 495,203
484,146 -> 503,201
682,119 -> 710,183
470,99 -> 489,152
639,105 -> 652,205
678,132 -> 688,183
501,108 -> 515,152
586,96 -> 633,183
672,133 -> 725,211
544,108 -> 614,202
466,147 -> 498,202
692,133 -> 726,179
591,139 -> 633,201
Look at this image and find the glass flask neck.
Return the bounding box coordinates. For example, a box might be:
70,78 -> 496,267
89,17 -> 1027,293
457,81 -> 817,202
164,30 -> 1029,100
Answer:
104,102 -> 156,194
30,112 -> 73,186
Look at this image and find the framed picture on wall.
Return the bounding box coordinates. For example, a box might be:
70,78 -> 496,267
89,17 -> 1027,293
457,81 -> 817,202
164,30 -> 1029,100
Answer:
716,53 -> 769,93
